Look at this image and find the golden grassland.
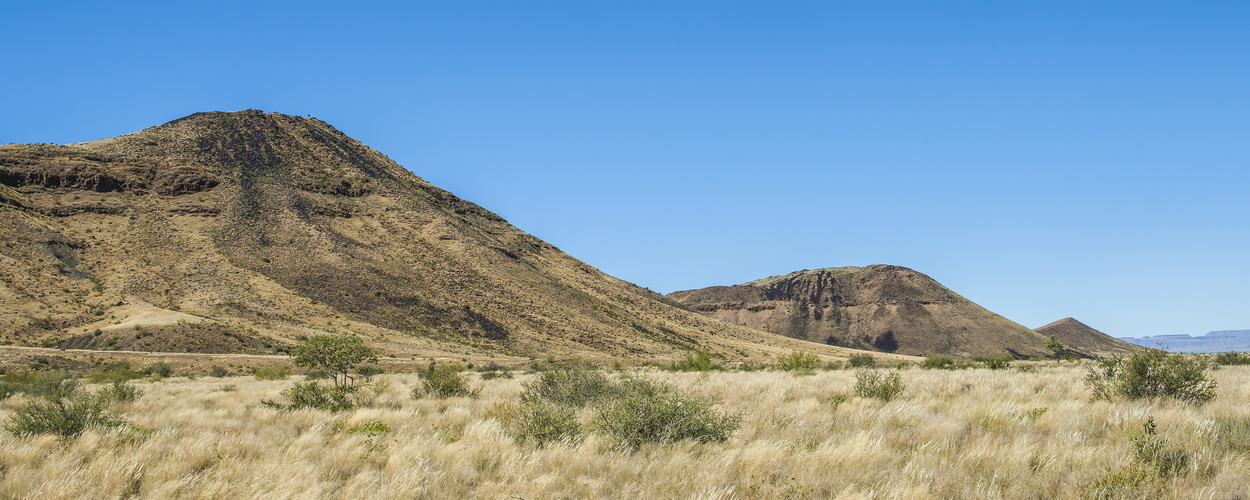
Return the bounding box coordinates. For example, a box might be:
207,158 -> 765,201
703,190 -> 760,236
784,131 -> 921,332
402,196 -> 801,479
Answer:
3,364 -> 1249,499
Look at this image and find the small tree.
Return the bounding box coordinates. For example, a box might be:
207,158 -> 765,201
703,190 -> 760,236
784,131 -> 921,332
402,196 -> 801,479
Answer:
1045,335 -> 1067,364
293,335 -> 377,388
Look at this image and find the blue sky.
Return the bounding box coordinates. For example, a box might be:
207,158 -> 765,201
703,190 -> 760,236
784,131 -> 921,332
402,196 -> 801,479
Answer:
3,1 -> 1247,337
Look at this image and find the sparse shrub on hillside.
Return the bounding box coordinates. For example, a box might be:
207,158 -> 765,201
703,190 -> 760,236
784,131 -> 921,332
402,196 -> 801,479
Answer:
145,362 -> 173,378
848,354 -> 876,368
253,364 -> 291,381
5,377 -> 126,438
87,362 -> 145,384
478,362 -> 513,380
591,377 -> 740,449
1086,349 -> 1216,405
673,350 -> 720,372
975,355 -> 1013,370
778,351 -> 820,373
414,362 -> 478,399
921,354 -> 956,370
854,370 -> 904,402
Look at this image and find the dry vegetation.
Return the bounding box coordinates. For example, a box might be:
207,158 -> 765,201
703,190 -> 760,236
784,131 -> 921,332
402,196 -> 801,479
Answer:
3,363 -> 1249,499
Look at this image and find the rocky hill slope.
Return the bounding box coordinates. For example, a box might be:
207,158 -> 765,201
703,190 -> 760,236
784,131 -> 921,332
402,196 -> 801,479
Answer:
0,110 -> 865,363
669,265 -> 1052,358
1034,317 -> 1136,357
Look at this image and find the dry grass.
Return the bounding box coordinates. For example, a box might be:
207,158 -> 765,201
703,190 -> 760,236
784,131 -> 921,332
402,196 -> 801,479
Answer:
2,365 -> 1249,499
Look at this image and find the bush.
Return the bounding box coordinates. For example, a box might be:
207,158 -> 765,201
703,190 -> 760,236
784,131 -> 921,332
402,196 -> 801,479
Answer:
673,350 -> 720,372
1213,352 -> 1250,366
304,369 -> 330,380
848,354 -> 876,368
87,362 -> 145,384
414,362 -> 478,399
854,370 -> 905,402
479,362 -> 513,380
253,364 -> 291,381
355,364 -> 383,380
520,365 -> 617,409
778,351 -> 820,372
263,381 -> 357,412
145,362 -> 173,378
5,379 -> 125,437
98,381 -> 142,403
1085,349 -> 1217,405
514,399 -> 583,447
209,365 -> 229,378
920,354 -> 956,370
293,334 -> 378,388
975,355 -> 1013,370
591,377 -> 739,449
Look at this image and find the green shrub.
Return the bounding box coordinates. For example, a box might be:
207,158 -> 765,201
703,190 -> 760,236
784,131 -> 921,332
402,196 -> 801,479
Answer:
821,361 -> 844,371
304,369 -> 330,380
848,354 -> 876,368
253,364 -> 291,381
673,350 -> 720,372
778,351 -> 820,372
1085,350 -> 1217,405
263,381 -> 357,412
1213,352 -> 1250,366
209,365 -> 229,378
519,365 -> 617,409
293,334 -> 378,388
479,362 -> 514,380
920,354 -> 956,370
355,364 -> 383,380
854,370 -> 904,402
513,399 -> 583,447
1131,417 -> 1189,478
414,362 -> 478,399
5,379 -> 125,437
591,377 -> 739,449
87,362 -> 145,384
98,381 -> 142,403
975,355 -> 1013,370
145,362 -> 173,378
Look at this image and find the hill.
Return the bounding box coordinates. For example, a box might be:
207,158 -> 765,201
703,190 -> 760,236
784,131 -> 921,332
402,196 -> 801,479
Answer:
0,110 -> 870,364
668,265 -> 1052,358
1034,317 -> 1136,357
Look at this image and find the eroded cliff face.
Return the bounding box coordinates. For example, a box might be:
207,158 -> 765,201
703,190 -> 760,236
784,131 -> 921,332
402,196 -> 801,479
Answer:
670,265 -> 1052,358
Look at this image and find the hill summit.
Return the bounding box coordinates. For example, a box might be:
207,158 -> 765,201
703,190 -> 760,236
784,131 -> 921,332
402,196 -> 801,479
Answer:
1034,317 -> 1136,357
0,110 -> 857,362
668,265 -> 1051,358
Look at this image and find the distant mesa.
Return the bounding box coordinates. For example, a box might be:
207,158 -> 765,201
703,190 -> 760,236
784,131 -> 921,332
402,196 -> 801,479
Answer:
1119,330 -> 1250,353
1034,317 -> 1137,358
668,265 -> 1056,358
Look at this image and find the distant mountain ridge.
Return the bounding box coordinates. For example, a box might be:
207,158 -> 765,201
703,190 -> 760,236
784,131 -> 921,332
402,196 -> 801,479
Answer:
668,265 -> 1052,358
1120,330 -> 1250,353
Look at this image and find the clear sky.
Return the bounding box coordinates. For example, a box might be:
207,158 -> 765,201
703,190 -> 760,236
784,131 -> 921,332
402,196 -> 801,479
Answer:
3,1 -> 1247,337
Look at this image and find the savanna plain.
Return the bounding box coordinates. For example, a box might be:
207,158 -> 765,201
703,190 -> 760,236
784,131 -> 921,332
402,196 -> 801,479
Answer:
3,360 -> 1249,499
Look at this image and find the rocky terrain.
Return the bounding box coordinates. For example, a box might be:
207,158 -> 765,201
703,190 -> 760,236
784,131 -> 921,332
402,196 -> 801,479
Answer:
0,110 -> 873,364
669,265 -> 1056,358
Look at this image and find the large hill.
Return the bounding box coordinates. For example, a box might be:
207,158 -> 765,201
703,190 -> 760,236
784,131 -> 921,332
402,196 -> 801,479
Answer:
0,110 -> 868,363
668,265 -> 1053,358
1034,317 -> 1136,357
